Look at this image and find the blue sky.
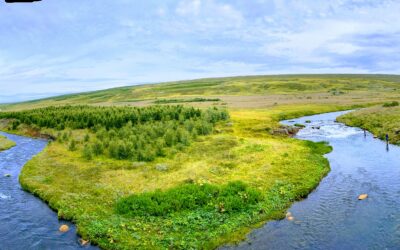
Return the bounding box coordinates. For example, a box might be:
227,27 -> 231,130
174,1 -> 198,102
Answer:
1,0 -> 400,103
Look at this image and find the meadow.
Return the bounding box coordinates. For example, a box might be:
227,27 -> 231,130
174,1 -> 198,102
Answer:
0,74 -> 399,249
2,74 -> 400,111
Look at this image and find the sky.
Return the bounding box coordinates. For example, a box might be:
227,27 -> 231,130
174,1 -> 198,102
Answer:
1,0 -> 400,103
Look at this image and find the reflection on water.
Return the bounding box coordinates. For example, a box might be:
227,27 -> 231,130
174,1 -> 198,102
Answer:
224,111 -> 400,250
0,132 -> 98,250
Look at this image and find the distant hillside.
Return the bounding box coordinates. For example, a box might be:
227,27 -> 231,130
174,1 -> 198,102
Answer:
2,74 -> 400,111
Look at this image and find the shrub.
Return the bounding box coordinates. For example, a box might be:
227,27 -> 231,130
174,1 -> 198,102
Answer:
383,101 -> 399,107
82,145 -> 93,160
116,181 -> 263,217
68,140 -> 77,151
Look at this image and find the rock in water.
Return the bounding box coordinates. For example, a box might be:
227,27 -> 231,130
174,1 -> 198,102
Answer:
4,174 -> 11,177
358,194 -> 368,200
287,216 -> 294,221
79,239 -> 90,246
59,224 -> 69,233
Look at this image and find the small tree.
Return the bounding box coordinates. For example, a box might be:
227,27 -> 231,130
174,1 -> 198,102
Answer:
82,145 -> 93,160
68,140 -> 77,151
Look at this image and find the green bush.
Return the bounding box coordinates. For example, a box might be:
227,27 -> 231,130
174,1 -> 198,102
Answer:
383,101 -> 399,107
68,140 -> 77,151
116,181 -> 263,217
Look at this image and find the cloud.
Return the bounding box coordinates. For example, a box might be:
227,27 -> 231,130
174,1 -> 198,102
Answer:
0,0 -> 400,102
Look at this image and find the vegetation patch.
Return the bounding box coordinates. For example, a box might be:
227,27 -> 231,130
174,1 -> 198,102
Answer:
0,105 -> 229,162
154,97 -> 221,104
0,135 -> 16,151
117,181 -> 263,217
382,101 -> 399,107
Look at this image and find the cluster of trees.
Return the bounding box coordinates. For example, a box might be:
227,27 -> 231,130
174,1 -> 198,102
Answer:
0,105 -> 223,130
1,105 -> 229,161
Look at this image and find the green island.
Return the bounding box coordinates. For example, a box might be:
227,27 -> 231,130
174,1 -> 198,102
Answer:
1,74 -> 400,249
0,135 -> 16,152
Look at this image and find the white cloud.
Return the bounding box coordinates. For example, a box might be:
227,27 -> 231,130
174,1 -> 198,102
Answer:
1,0 -> 400,102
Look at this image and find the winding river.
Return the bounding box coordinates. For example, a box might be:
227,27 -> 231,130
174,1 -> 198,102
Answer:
2,110 -> 400,249
0,132 -> 97,250
226,110 -> 400,249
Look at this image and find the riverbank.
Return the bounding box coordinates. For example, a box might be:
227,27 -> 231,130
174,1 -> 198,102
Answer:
337,105 -> 400,144
227,110 -> 400,249
0,134 -> 16,151
0,132 -> 96,249
0,104 -> 357,249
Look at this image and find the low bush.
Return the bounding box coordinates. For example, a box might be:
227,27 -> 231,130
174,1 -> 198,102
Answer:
382,101 -> 399,107
116,181 -> 263,217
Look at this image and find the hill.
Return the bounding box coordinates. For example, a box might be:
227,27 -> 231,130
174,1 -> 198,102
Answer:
2,74 -> 400,111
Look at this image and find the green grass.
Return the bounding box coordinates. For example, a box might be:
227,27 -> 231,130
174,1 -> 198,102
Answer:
0,135 -> 16,151
338,106 -> 400,144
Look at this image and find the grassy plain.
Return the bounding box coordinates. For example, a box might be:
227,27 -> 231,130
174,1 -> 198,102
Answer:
0,135 -> 16,151
1,74 -> 399,249
2,74 -> 400,111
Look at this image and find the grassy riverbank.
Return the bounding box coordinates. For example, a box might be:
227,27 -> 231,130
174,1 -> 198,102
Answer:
338,105 -> 400,144
0,74 -> 395,249
0,135 -> 16,151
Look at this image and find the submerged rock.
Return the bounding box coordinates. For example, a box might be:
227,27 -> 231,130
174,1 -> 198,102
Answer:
358,194 -> 368,200
4,174 -> 11,177
79,239 -> 90,246
272,126 -> 300,136
59,224 -> 69,233
286,212 -> 294,221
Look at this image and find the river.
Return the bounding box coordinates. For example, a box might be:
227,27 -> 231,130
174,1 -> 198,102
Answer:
225,110 -> 400,249
0,132 -> 97,250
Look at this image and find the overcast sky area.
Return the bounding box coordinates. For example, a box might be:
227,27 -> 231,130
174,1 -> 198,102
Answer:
0,0 -> 400,103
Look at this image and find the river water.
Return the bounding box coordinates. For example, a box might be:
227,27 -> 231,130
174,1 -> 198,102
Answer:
0,132 -> 97,250
226,110 -> 400,250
